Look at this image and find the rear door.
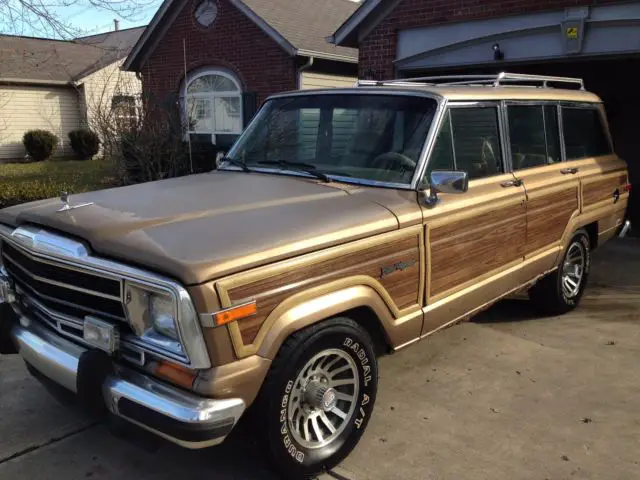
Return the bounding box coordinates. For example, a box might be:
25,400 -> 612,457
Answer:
560,105 -> 629,244
420,102 -> 527,334
505,102 -> 581,276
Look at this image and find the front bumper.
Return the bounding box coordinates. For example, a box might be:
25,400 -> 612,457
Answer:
1,311 -> 245,449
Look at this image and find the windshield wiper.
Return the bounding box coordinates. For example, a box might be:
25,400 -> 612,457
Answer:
257,160 -> 331,182
220,157 -> 251,173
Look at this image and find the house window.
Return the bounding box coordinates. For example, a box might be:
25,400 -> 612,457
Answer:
112,95 -> 137,123
185,70 -> 243,138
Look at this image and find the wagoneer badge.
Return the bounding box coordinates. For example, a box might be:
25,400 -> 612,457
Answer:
380,260 -> 418,278
57,191 -> 94,212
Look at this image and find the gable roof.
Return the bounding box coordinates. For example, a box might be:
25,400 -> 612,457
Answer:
330,0 -> 400,48
124,0 -> 359,72
0,26 -> 145,85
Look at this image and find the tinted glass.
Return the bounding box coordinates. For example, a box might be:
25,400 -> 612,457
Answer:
450,107 -> 503,179
421,112 -> 455,186
544,105 -> 561,164
562,107 -> 612,160
508,105 -> 561,169
508,106 -> 547,169
227,95 -> 438,184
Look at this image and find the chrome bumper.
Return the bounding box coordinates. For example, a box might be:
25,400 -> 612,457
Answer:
4,316 -> 245,449
619,220 -> 632,238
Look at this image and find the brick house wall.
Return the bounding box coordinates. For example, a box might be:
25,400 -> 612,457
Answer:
140,0 -> 297,106
359,0 -> 625,79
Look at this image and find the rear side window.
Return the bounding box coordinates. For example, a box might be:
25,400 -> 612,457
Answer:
424,107 -> 503,182
562,107 -> 612,160
508,105 -> 562,169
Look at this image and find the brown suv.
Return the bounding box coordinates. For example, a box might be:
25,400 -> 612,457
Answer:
0,73 -> 631,478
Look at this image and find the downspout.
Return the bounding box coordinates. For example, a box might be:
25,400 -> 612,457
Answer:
297,56 -> 314,89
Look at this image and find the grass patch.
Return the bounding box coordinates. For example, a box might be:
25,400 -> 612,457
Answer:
0,158 -> 119,209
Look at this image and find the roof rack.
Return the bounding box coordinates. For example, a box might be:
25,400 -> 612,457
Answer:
356,72 -> 585,90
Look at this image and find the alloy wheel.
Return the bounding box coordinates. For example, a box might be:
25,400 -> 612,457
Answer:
562,241 -> 586,298
287,348 -> 359,449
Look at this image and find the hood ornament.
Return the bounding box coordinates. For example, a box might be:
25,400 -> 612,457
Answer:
57,191 -> 94,212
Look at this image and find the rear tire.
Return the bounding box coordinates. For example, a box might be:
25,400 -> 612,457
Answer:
529,229 -> 591,315
254,317 -> 378,479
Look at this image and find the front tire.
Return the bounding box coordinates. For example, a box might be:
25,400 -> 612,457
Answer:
255,318 -> 378,479
529,229 -> 591,315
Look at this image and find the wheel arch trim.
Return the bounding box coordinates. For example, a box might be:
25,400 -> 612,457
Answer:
224,276 -> 423,359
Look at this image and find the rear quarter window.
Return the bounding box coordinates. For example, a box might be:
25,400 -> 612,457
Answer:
562,107 -> 612,160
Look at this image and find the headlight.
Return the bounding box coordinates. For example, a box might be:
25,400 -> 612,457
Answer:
124,282 -> 184,356
149,293 -> 179,340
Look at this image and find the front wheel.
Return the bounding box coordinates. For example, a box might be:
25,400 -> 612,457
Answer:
255,318 -> 378,479
529,229 -> 591,315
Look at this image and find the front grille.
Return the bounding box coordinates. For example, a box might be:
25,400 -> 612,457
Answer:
1,242 -> 126,321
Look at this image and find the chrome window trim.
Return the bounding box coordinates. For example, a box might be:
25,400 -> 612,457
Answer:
411,97 -> 447,189
558,104 -> 567,162
229,90 -> 443,192
0,225 -> 211,370
498,101 -> 513,173
266,88 -> 444,101
502,100 -> 570,170
431,101 -> 508,178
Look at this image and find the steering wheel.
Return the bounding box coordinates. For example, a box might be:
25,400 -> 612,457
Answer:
371,152 -> 417,181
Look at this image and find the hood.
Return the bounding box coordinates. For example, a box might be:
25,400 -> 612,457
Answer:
0,172 -> 399,284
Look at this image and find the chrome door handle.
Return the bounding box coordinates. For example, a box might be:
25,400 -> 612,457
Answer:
560,167 -> 579,175
501,179 -> 523,188
613,189 -> 620,203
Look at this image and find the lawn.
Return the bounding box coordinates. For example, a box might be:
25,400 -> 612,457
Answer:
0,158 -> 119,209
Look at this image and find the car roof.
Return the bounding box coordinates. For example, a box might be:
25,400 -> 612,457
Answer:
272,85 -> 602,104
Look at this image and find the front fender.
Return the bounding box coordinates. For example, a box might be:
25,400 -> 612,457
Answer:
256,284 -> 422,360
225,277 -> 423,360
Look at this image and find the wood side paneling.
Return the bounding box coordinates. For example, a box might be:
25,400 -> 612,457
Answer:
228,235 -> 422,344
583,173 -> 626,207
525,187 -> 579,253
429,203 -> 525,297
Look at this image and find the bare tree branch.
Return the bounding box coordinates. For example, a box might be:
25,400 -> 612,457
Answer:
0,0 -> 159,38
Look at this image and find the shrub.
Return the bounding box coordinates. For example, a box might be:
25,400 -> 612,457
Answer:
68,129 -> 100,160
22,130 -> 59,161
118,103 -> 190,184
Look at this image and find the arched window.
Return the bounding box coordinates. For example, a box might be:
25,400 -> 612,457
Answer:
185,69 -> 243,138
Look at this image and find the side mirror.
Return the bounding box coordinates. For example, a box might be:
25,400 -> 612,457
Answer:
422,170 -> 468,206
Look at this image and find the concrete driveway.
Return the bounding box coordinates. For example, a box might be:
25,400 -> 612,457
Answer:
1,238 -> 639,479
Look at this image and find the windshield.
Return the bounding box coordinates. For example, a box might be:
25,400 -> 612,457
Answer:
225,94 -> 438,185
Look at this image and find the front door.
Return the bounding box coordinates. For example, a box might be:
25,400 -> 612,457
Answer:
420,102 -> 527,335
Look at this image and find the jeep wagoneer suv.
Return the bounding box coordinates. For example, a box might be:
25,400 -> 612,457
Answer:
0,73 -> 631,478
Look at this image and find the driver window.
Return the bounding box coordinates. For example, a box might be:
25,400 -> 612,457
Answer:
422,106 -> 503,184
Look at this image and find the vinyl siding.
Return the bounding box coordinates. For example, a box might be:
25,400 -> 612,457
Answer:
80,60 -> 141,132
0,85 -> 82,160
300,72 -> 356,89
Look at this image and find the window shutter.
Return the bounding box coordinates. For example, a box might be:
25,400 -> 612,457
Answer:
242,92 -> 258,128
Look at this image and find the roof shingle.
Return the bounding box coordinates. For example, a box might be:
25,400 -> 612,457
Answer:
0,26 -> 145,84
241,0 -> 359,60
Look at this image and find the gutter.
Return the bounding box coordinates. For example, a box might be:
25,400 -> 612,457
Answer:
297,49 -> 358,64
297,56 -> 314,89
0,78 -> 73,87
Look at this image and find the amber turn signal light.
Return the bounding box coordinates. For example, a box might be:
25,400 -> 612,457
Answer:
214,301 -> 257,326
155,361 -> 196,389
